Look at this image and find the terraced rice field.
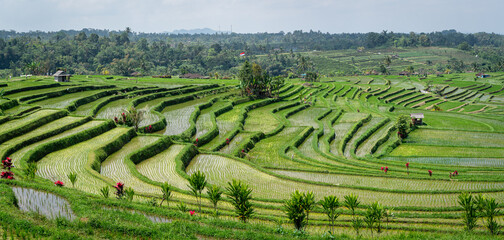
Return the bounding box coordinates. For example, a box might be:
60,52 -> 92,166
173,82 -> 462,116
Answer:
3,74 -> 504,238
36,128 -> 131,194
101,136 -> 161,195
136,144 -> 189,190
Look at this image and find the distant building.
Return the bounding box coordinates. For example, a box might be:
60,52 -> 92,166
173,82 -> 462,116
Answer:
410,113 -> 424,125
53,70 -> 72,82
476,73 -> 491,78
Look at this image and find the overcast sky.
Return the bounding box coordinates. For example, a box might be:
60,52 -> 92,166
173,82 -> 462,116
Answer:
1,0 -> 503,34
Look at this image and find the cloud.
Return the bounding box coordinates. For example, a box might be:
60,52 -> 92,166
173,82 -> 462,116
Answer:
0,0 -> 502,33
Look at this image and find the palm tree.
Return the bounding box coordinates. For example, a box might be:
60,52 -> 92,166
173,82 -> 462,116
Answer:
320,195 -> 340,233
187,171 -> 207,213
226,179 -> 254,223
207,185 -> 223,215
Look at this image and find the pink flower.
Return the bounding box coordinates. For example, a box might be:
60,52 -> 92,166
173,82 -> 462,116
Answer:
428,170 -> 432,176
189,210 -> 195,216
384,166 -> 389,173
380,167 -> 384,171
54,181 -> 64,187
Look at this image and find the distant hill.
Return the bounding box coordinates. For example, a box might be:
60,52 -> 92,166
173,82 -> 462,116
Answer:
169,28 -> 218,35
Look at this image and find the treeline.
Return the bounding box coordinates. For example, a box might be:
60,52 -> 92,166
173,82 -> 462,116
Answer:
0,29 -> 503,77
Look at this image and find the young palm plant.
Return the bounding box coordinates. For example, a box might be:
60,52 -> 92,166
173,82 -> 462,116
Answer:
458,193 -> 477,231
207,185 -> 223,216
187,170 -> 207,213
160,182 -> 172,207
344,194 -> 361,235
284,191 -> 307,231
226,179 -> 254,223
320,195 -> 340,234
483,197 -> 500,235
301,191 -> 315,225
67,172 -> 77,188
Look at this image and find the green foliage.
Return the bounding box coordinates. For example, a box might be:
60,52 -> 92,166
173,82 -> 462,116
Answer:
207,185 -> 223,215
482,197 -> 500,235
177,201 -> 188,212
304,72 -> 320,82
67,172 -> 77,188
364,201 -> 385,236
187,170 -> 207,213
396,115 -> 410,139
319,195 -> 340,234
284,190 -> 307,231
238,61 -> 275,98
160,182 -> 172,207
124,187 -> 135,202
226,179 -> 254,223
100,186 -> 109,199
22,162 -> 37,181
458,193 -> 478,231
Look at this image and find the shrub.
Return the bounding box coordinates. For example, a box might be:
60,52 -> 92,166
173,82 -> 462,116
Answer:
187,171 -> 207,213
160,182 -> 172,207
458,193 -> 477,231
284,190 -> 307,231
320,195 -> 340,234
23,162 -> 37,181
207,185 -> 223,216
226,179 -> 254,223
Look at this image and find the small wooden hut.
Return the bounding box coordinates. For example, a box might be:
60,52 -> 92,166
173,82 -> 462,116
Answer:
53,71 -> 72,82
410,113 -> 424,125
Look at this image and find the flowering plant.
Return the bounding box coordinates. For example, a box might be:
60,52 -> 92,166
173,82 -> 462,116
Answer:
428,170 -> 433,176
114,182 -> 125,199
2,157 -> 14,170
1,171 -> 14,180
54,180 -> 64,187
189,210 -> 195,216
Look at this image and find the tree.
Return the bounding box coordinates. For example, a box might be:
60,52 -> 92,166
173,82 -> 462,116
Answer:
379,65 -> 389,75
396,115 -> 410,139
320,195 -> 340,233
458,193 -> 478,231
284,190 -> 307,231
226,179 -> 254,223
207,185 -> 223,215
187,170 -> 207,213
482,197 -> 500,235
301,191 -> 315,225
344,193 -> 362,235
305,72 -> 319,82
383,56 -> 392,66
160,182 -> 172,207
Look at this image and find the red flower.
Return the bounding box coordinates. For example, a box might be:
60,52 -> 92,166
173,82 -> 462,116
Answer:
1,171 -> 14,180
226,138 -> 229,141
380,167 -> 384,171
428,170 -> 432,176
454,170 -> 458,176
6,157 -> 11,161
189,210 -> 195,216
241,149 -> 245,153
195,138 -> 199,142
406,162 -> 409,168
384,166 -> 389,173
54,180 -> 64,187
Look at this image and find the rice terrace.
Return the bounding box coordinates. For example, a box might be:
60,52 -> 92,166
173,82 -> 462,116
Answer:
1,4 -> 504,237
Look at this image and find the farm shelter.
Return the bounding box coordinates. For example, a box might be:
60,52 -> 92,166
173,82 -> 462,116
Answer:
410,113 -> 424,125
53,70 -> 72,82
476,72 -> 491,78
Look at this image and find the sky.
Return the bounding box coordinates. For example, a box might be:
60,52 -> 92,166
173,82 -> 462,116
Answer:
1,0 -> 503,34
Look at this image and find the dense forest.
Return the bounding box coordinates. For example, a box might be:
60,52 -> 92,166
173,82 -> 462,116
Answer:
0,29 -> 503,77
